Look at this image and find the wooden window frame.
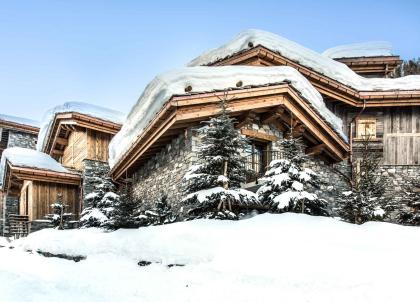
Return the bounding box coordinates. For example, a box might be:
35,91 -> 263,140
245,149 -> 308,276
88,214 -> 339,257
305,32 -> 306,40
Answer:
356,118 -> 377,139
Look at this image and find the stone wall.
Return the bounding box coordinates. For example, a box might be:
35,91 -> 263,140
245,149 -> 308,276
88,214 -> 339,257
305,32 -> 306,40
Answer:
7,130 -> 37,149
82,159 -> 111,208
379,165 -> 420,202
1,195 -> 19,236
132,130 -> 194,211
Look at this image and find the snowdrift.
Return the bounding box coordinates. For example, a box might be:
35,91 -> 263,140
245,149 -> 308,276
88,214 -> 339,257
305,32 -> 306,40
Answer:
1,214 -> 419,302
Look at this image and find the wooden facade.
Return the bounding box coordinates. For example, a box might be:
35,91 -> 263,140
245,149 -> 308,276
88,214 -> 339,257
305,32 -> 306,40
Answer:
19,180 -> 80,221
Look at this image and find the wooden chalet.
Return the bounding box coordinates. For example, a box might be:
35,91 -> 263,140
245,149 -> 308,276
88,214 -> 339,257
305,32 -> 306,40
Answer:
40,112 -> 122,171
333,56 -> 402,78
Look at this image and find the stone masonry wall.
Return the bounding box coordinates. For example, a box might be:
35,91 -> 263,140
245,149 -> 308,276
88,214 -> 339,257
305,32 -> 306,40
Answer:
7,130 -> 37,149
132,130 -> 194,211
82,159 -> 112,208
2,195 -> 19,236
378,165 -> 420,203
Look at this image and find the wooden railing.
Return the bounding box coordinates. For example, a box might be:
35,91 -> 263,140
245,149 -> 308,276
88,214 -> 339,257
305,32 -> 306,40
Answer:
9,214 -> 30,239
244,150 -> 283,183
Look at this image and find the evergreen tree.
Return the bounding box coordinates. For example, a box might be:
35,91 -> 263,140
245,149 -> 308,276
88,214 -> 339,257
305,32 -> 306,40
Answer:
182,91 -> 258,219
335,136 -> 396,224
79,176 -> 118,228
143,195 -> 177,225
393,58 -> 420,77
47,193 -> 72,229
398,178 -> 420,226
107,186 -> 141,229
257,134 -> 329,216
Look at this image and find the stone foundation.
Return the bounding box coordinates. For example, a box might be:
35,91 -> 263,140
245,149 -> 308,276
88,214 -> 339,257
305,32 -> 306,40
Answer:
379,165 -> 420,202
1,195 -> 19,236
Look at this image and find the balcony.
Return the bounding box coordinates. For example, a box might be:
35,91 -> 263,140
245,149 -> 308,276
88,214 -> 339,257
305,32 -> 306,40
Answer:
244,150 -> 283,184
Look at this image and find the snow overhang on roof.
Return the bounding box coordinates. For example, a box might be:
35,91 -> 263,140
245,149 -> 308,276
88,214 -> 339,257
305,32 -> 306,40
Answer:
0,114 -> 40,135
37,102 -> 126,154
187,29 -> 420,107
322,41 -> 394,59
0,147 -> 80,192
109,66 -> 350,180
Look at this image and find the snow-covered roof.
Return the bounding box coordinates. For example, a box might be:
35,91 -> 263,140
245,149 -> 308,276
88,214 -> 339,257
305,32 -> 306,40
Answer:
0,113 -> 40,128
188,29 -> 420,91
109,66 -> 346,168
322,41 -> 394,59
37,102 -> 126,152
0,147 -> 70,188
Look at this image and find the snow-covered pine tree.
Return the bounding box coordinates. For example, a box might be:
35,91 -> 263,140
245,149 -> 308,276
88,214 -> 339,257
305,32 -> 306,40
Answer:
48,193 -> 72,229
79,176 -> 119,228
182,91 -> 258,219
398,178 -> 420,226
336,136 -> 396,224
107,185 -> 141,229
257,133 -> 329,216
143,194 -> 177,225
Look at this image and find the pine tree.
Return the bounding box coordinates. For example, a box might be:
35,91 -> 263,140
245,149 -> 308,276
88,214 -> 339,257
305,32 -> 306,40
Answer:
48,193 -> 72,229
107,186 -> 141,229
257,134 -> 329,216
182,91 -> 258,219
398,178 -> 420,226
336,136 -> 396,224
393,58 -> 420,77
79,176 -> 118,228
144,195 -> 177,225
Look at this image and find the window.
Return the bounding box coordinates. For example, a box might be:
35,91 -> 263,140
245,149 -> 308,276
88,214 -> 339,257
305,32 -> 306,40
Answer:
357,119 -> 377,139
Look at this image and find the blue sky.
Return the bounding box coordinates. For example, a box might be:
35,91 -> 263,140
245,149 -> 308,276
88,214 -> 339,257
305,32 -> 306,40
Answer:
1,0 -> 419,121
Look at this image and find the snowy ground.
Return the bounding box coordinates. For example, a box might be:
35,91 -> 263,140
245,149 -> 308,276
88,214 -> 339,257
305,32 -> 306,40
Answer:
1,213 -> 419,302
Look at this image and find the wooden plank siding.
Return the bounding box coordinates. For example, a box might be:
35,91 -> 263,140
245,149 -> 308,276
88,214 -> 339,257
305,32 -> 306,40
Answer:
62,129 -> 87,170
326,103 -> 420,165
86,129 -> 111,162
19,180 -> 80,221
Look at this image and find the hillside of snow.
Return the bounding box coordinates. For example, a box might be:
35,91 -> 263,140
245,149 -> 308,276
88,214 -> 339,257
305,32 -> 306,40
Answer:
1,213 -> 419,302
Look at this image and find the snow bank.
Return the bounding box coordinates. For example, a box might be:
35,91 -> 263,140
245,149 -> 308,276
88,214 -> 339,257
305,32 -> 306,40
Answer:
0,147 -> 69,188
2,213 -> 420,302
37,102 -> 126,152
0,113 -> 40,128
322,41 -> 393,59
188,29 -> 420,91
109,66 -> 346,168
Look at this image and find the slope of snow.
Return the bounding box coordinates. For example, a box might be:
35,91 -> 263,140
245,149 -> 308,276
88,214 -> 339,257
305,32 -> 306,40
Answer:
322,41 -> 393,59
109,66 -> 346,168
0,113 -> 40,128
37,102 -> 126,152
188,29 -> 420,91
1,213 -> 419,302
0,147 -> 70,188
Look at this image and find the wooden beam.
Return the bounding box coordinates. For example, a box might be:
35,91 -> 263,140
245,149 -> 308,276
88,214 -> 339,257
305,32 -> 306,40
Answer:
52,150 -> 64,156
306,143 -> 326,156
235,111 -> 257,129
241,129 -> 278,142
55,137 -> 68,146
292,124 -> 306,138
260,107 -> 285,124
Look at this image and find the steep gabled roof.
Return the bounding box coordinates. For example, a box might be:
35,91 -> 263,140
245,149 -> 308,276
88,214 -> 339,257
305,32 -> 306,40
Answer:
0,147 -> 80,193
0,114 -> 40,135
109,66 -> 349,180
188,29 -> 420,107
37,102 -> 125,155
